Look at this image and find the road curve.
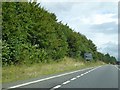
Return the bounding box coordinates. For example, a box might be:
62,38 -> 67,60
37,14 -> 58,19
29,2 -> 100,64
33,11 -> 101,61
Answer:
2,65 -> 119,90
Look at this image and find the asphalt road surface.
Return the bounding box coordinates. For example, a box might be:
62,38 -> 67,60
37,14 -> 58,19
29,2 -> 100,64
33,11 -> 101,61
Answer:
2,65 -> 119,90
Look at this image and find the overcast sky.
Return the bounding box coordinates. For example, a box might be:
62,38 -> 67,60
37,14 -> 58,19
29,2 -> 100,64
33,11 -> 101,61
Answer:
36,0 -> 118,59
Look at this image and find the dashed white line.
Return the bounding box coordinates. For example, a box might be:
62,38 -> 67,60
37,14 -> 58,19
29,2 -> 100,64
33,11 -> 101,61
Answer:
62,80 -> 70,85
80,74 -> 84,76
8,66 -> 95,89
84,72 -> 89,74
86,71 -> 90,73
76,75 -> 80,78
76,66 -> 101,78
71,78 -> 76,81
51,85 -> 61,90
50,66 -> 102,90
114,65 -> 120,70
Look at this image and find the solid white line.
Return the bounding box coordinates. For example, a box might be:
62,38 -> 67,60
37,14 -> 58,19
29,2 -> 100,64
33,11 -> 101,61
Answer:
62,80 -> 70,85
8,66 -> 95,89
71,78 -> 76,81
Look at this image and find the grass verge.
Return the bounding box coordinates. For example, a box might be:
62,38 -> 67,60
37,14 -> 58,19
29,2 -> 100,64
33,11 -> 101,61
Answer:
2,57 -> 105,83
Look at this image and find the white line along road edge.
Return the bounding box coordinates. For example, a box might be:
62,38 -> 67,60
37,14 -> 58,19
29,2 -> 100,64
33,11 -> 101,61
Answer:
8,66 -> 101,89
51,66 -> 102,90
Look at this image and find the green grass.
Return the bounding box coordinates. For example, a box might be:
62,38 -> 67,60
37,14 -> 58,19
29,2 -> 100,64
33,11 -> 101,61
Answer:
2,57 -> 105,83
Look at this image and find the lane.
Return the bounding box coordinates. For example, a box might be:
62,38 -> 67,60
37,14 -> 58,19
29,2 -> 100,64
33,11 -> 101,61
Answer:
2,66 -> 95,89
57,65 -> 118,88
115,65 -> 120,89
18,67 -> 97,89
3,65 -> 119,90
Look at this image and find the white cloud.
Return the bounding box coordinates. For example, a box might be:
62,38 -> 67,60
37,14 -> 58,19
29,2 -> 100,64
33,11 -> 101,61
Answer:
82,14 -> 118,25
38,1 -> 118,59
90,22 -> 118,34
37,0 -> 119,2
98,42 -> 118,58
96,34 -> 117,47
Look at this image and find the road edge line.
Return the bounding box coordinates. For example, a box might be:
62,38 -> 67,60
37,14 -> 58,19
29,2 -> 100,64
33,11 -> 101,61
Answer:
8,66 -> 101,89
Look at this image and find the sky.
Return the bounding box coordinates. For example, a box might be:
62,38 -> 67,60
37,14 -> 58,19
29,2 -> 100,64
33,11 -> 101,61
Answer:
36,0 -> 118,59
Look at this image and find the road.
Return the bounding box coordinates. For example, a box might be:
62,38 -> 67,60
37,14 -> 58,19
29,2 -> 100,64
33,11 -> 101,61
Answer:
2,65 -> 119,90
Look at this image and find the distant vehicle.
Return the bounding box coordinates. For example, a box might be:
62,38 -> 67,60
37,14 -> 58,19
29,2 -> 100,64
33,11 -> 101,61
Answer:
84,52 -> 93,61
116,61 -> 120,65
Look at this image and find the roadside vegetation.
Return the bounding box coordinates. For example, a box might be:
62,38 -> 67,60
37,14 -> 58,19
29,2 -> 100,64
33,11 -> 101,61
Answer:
2,2 -> 116,83
2,57 -> 105,83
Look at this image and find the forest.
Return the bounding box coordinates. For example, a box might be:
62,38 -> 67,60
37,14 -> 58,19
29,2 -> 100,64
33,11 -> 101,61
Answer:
2,2 -> 117,66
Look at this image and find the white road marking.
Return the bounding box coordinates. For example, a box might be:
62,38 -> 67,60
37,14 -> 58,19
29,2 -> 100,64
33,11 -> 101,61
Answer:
84,72 -> 89,74
88,71 -> 91,73
62,80 -> 70,85
50,66 -> 102,90
76,75 -> 80,78
80,74 -> 84,76
75,66 -> 102,79
51,85 -> 61,90
8,66 -> 95,89
71,78 -> 76,81
114,65 -> 120,70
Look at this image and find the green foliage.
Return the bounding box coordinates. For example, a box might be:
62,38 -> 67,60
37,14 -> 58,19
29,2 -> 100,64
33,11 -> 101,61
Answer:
103,53 -> 116,64
2,2 -> 117,66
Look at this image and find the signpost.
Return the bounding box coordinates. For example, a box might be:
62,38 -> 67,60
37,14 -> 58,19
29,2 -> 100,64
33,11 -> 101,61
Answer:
84,53 -> 93,61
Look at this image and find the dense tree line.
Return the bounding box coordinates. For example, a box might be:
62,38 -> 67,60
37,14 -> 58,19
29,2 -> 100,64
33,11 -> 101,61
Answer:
2,2 -> 117,66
